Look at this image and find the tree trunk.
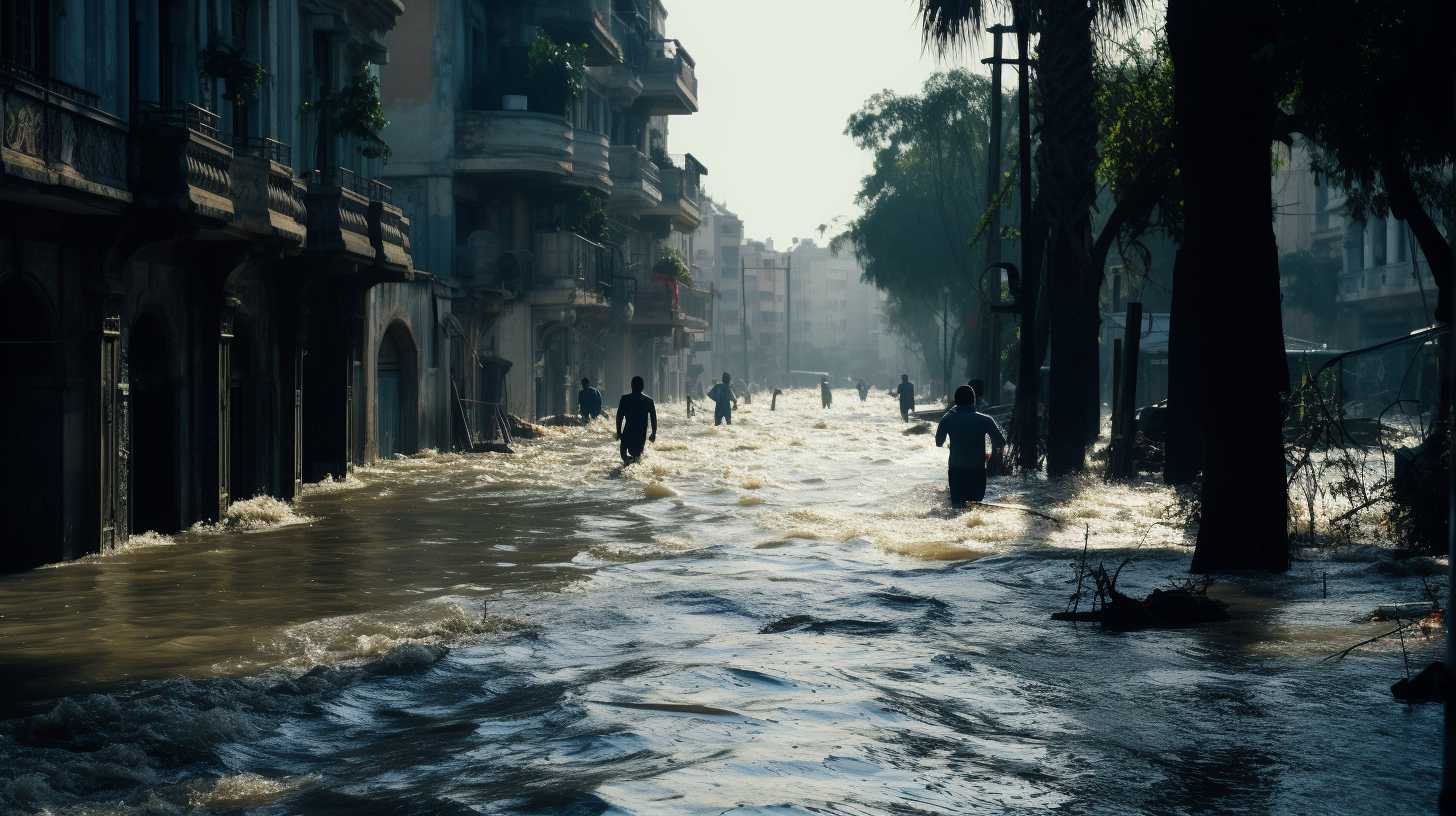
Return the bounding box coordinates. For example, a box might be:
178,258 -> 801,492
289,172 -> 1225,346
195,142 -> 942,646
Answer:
1039,1 -> 1100,479
1164,246 -> 1203,484
1012,13 -> 1043,473
1170,0 -> 1290,573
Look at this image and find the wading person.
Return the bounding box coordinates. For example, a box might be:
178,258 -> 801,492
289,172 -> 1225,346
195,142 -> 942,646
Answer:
935,385 -> 1006,506
708,372 -> 738,426
616,376 -> 657,463
820,377 -> 833,409
578,377 -> 604,423
896,374 -> 916,421
857,380 -> 869,402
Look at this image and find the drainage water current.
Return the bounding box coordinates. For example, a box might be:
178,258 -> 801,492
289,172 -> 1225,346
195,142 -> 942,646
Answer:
0,392 -> 1441,814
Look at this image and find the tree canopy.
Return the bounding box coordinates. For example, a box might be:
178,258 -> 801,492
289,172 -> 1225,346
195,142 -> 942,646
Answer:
835,70 -> 1001,383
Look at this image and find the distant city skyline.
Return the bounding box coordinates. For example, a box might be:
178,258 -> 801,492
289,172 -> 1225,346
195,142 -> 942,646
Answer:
667,1 -> 991,248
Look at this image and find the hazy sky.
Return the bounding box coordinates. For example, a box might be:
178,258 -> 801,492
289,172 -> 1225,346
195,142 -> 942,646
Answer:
666,1 -> 993,248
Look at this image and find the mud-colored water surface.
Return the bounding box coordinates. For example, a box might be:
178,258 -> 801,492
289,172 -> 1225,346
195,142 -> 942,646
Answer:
0,391 -> 1441,814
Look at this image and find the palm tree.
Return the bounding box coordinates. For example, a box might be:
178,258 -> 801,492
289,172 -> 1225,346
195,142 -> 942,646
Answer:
917,0 -> 1147,478
922,0 -> 1292,573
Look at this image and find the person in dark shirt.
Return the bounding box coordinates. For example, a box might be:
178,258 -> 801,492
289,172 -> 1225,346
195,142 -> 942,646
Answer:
857,380 -> 869,401
820,377 -> 833,409
896,374 -> 916,421
707,372 -> 738,426
935,385 -> 1006,506
577,377 -> 604,422
616,375 -> 657,463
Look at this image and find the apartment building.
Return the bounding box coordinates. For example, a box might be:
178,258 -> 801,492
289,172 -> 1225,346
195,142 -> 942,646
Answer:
1272,139 -> 1438,348
380,0 -> 711,432
0,0 -> 432,570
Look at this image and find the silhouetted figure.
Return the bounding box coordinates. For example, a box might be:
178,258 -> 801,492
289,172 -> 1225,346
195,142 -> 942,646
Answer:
578,378 -> 604,422
967,378 -> 989,410
936,385 -> 1006,506
616,376 -> 657,463
820,378 -> 833,409
771,388 -> 784,411
857,380 -> 869,401
708,372 -> 738,426
896,374 -> 916,421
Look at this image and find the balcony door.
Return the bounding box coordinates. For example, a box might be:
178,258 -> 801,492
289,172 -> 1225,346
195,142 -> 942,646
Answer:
0,0 -> 52,76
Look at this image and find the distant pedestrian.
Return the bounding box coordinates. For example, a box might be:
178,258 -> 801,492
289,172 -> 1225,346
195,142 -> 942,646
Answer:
935,385 -> 1006,506
856,380 -> 869,402
967,378 -> 989,411
578,377 -> 604,422
820,377 -> 833,409
616,376 -> 657,463
896,374 -> 916,421
708,372 -> 738,426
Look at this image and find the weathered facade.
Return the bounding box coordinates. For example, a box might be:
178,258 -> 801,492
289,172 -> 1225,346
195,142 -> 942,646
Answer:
379,0 -> 712,442
0,0 -> 451,571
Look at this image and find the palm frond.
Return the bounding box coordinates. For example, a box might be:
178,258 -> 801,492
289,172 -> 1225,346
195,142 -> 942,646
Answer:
916,0 -> 990,52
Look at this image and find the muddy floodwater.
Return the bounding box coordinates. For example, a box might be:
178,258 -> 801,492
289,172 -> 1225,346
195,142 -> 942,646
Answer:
0,391 -> 1442,814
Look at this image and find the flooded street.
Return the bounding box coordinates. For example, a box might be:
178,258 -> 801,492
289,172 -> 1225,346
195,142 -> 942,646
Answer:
0,392 -> 1442,815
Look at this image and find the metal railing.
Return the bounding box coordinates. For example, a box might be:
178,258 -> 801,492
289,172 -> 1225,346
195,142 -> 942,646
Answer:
319,166 -> 392,202
140,103 -> 224,142
657,164 -> 701,208
535,232 -> 611,294
644,38 -> 697,98
0,60 -> 101,108
680,284 -> 712,323
238,137 -> 292,166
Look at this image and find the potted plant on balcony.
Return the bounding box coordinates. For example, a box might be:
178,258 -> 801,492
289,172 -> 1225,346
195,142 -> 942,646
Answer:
200,38 -> 267,106
301,64 -> 391,164
565,190 -> 623,246
526,33 -> 589,116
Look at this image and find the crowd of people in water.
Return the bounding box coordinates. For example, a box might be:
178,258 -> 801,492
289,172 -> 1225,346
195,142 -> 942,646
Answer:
575,372 -> 1005,506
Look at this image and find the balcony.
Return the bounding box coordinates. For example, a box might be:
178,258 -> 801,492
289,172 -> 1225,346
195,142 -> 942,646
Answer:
634,280 -> 711,332
570,129 -> 612,193
305,168 -> 412,279
607,146 -> 661,214
638,39 -> 698,115
1337,260 -> 1422,305
594,15 -> 646,106
230,138 -> 306,244
679,283 -> 712,331
455,242 -> 524,302
531,231 -> 611,307
131,104 -> 233,222
642,154 -> 705,231
536,0 -> 623,66
455,110 -> 572,178
0,66 -> 129,209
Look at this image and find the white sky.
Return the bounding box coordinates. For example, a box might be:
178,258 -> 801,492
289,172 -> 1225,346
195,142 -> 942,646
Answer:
666,1 -> 994,247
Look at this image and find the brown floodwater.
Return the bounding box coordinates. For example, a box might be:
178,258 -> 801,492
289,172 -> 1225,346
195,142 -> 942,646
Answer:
0,390 -> 1442,814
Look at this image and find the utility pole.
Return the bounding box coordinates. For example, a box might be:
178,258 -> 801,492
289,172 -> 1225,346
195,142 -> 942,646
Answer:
1014,16 -> 1039,472
741,257 -> 750,400
785,254 -> 793,379
980,24 -> 1012,404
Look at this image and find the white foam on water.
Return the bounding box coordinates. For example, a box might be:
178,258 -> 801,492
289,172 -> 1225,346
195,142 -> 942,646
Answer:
298,473 -> 365,495
191,496 -> 314,534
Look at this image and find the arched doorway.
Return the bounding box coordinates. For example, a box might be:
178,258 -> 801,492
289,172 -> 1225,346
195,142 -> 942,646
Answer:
129,314 -> 178,534
0,277 -> 61,570
376,321 -> 418,458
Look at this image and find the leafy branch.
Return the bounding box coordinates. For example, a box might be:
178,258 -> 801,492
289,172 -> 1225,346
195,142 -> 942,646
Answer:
301,64 -> 390,160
